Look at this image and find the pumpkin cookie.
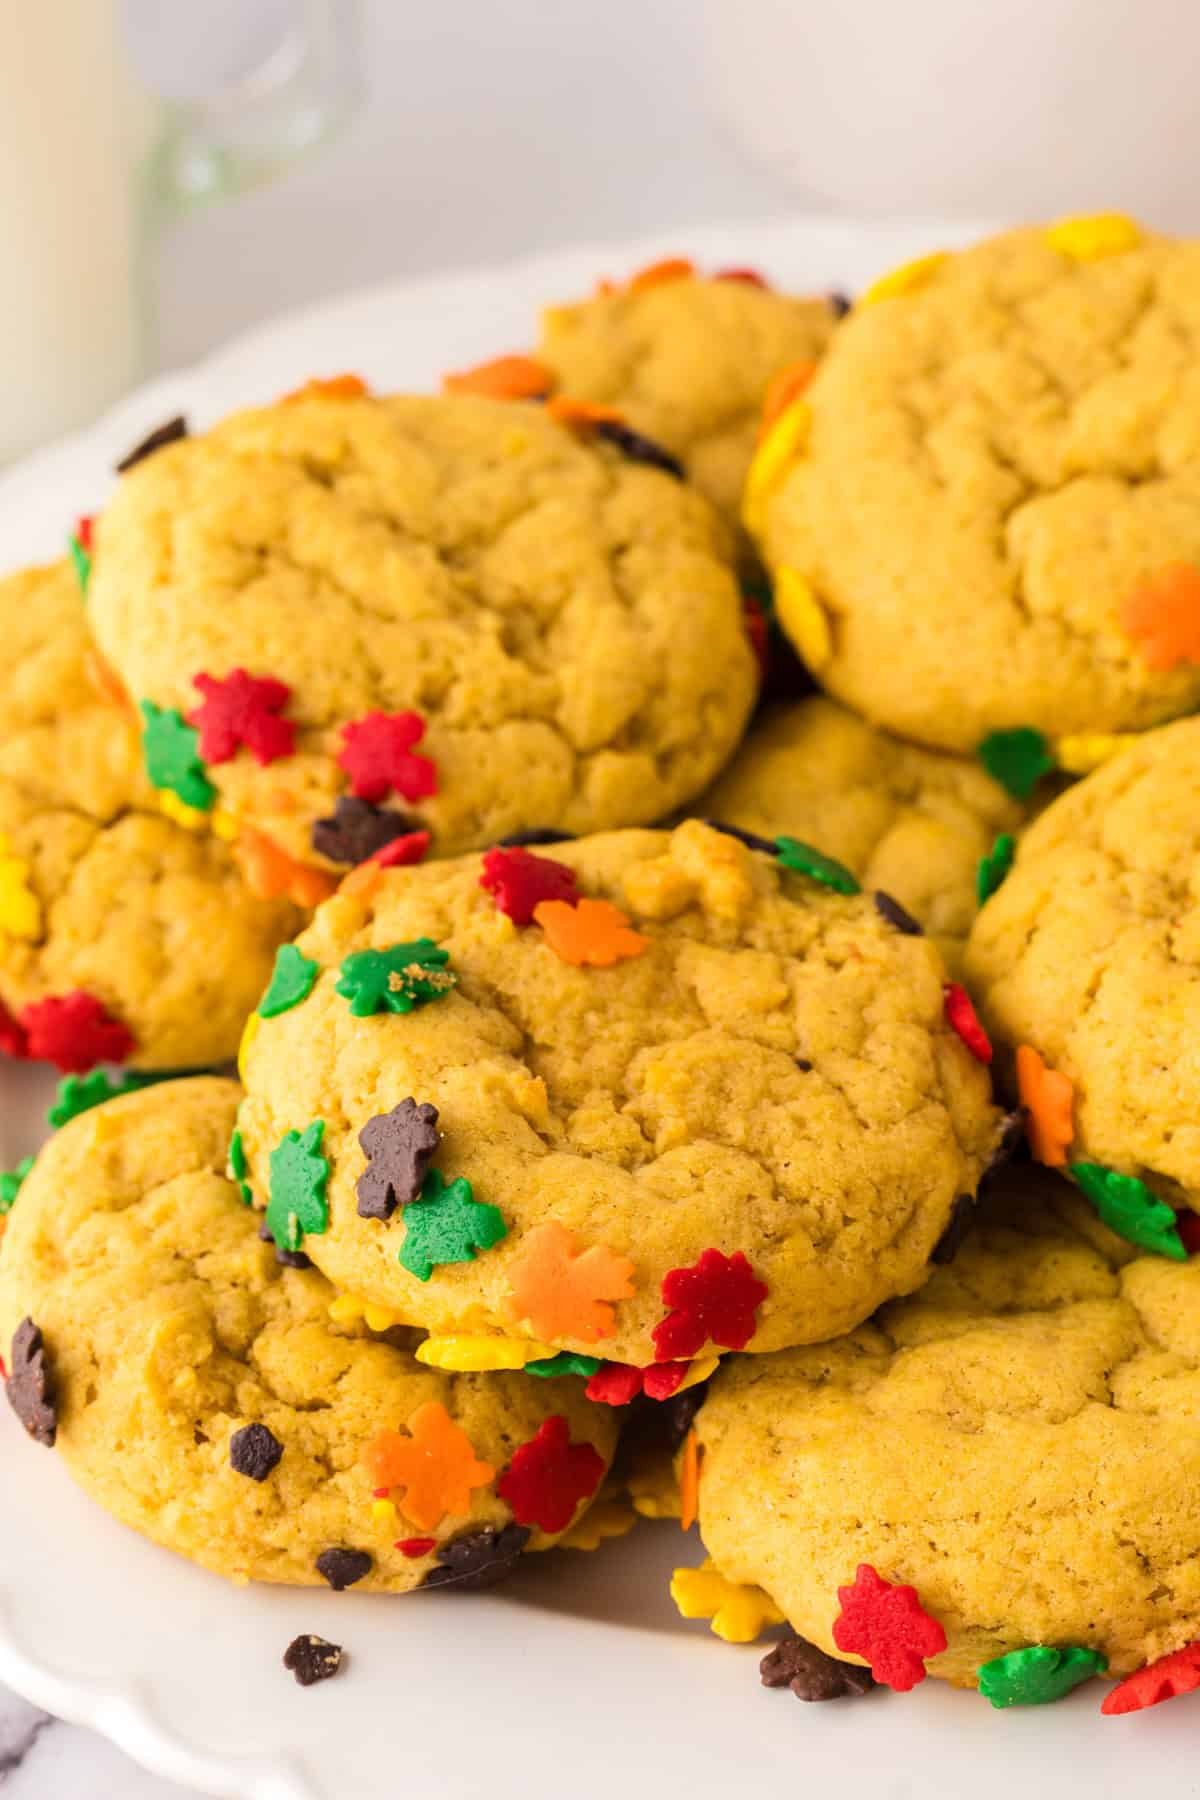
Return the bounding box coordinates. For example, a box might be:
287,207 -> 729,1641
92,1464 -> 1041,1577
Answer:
86,389 -> 756,875
0,561 -> 301,1071
235,821 -> 1000,1381
699,696 -> 1023,971
0,1077 -> 618,1588
965,715 -> 1200,1215
685,1163 -> 1200,1704
0,559 -> 149,822
533,260 -> 840,530
752,219 -> 1200,753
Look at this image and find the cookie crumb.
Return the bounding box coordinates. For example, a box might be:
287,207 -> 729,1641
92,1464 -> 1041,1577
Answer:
282,1634 -> 343,1687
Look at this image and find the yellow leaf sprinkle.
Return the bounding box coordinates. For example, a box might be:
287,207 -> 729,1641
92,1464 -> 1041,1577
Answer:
1045,212 -> 1142,261
670,1558 -> 785,1643
0,837 -> 41,941
158,790 -> 210,833
774,567 -> 834,672
557,1499 -> 639,1552
627,1448 -> 681,1520
236,1012 -> 261,1083
860,250 -> 949,305
741,401 -> 810,540
1054,731 -> 1138,774
414,1333 -> 557,1372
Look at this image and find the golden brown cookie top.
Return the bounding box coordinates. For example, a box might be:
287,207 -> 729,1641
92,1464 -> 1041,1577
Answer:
755,220 -> 1200,752
693,1163 -> 1200,1688
0,1077 -> 618,1589
0,559 -> 150,821
698,696 -> 1023,970
0,776 -> 300,1071
87,390 -> 756,870
537,263 -> 839,526
237,821 -> 1000,1372
965,714 -> 1200,1208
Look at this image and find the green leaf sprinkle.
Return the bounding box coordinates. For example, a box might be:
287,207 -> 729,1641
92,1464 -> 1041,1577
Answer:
977,1645 -> 1106,1708
398,1168 -> 507,1282
258,944 -> 319,1019
1070,1162 -> 1186,1260
266,1120 -> 329,1253
774,836 -> 861,895
47,1069 -> 162,1130
228,1126 -> 253,1206
0,1155 -> 34,1214
977,728 -> 1055,800
140,701 -> 215,810
335,939 -> 455,1018
524,1351 -> 602,1379
68,534 -> 91,597
976,832 -> 1016,905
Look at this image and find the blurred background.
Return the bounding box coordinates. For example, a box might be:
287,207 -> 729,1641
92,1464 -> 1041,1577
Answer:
9,0 -> 1198,463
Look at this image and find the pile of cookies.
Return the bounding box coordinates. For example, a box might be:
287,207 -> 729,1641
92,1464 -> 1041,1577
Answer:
4,218 -> 1200,1718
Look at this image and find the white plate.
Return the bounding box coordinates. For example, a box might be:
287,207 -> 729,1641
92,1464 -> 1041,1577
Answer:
1,216 -> 1178,1800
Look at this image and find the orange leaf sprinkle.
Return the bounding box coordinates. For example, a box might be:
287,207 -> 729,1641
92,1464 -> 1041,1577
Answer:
759,359 -> 818,437
83,643 -> 134,717
1118,564 -> 1200,671
233,828 -> 336,909
442,354 -> 552,400
363,1401 -> 495,1531
679,1428 -> 702,1532
628,256 -> 696,292
1016,1044 -> 1074,1167
507,1221 -> 636,1343
545,395 -> 624,430
280,372 -> 368,404
533,897 -> 648,967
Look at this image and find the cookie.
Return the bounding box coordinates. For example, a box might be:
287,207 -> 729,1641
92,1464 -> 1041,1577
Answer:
751,219 -> 1200,753
698,696 -> 1023,970
534,259 -> 839,529
0,1077 -> 618,1588
235,820 -> 1000,1376
964,715 -> 1200,1215
0,777 -> 300,1070
0,559 -> 149,821
87,389 -> 756,875
685,1163 -> 1200,1698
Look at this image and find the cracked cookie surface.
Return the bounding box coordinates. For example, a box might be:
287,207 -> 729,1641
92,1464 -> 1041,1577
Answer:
757,225 -> 1200,750
87,391 -> 756,868
0,778 -> 299,1069
694,1164 -> 1200,1686
537,273 -> 838,529
698,697 -> 1024,971
965,716 -> 1200,1209
237,822 -> 1000,1365
0,559 -> 150,821
0,565 -> 300,1069
0,1077 -> 617,1587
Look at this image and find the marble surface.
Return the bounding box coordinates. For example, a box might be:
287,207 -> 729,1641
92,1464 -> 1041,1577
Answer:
0,2 -> 787,1793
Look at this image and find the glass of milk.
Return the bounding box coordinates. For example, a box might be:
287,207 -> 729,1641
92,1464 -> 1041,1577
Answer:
0,0 -> 361,463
